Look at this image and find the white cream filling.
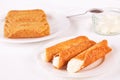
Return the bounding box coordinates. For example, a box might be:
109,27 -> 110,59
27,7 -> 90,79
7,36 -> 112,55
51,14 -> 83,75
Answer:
52,56 -> 60,68
94,13 -> 120,35
67,59 -> 84,73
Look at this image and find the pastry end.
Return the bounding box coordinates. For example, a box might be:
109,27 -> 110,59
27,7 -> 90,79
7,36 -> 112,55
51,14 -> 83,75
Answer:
67,59 -> 84,73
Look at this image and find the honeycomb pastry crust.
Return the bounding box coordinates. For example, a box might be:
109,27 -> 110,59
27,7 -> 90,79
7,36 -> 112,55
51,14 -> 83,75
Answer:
4,9 -> 50,38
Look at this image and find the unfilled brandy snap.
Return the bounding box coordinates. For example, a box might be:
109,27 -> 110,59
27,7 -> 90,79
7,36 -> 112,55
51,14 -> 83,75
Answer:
4,9 -> 50,38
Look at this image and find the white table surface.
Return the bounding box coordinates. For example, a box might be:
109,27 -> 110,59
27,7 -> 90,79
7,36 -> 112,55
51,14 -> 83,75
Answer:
0,0 -> 120,80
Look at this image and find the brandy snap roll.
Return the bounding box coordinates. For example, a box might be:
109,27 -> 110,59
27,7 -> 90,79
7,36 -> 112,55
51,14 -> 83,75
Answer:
67,40 -> 112,73
44,36 -> 90,62
52,40 -> 96,69
4,9 -> 50,38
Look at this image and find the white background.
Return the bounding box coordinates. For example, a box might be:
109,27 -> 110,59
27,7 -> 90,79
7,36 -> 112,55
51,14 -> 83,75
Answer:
0,0 -> 120,80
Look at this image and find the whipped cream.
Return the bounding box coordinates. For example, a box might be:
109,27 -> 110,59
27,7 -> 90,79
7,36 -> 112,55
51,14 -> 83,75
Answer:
93,11 -> 120,35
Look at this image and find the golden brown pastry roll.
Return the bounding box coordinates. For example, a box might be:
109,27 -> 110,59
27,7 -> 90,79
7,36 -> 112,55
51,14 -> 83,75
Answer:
52,40 -> 96,69
67,40 -> 112,72
67,40 -> 112,73
4,9 -> 50,38
44,36 -> 90,62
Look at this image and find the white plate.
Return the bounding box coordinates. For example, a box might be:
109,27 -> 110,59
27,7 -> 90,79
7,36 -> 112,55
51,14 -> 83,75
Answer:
37,37 -> 120,78
0,11 -> 70,43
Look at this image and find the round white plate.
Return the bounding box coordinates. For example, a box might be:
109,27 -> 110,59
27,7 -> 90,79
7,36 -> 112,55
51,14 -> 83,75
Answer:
0,11 -> 70,43
37,37 -> 119,78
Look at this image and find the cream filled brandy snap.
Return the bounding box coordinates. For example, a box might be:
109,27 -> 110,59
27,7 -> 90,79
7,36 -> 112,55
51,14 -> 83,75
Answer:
45,36 -> 90,62
67,40 -> 112,73
52,40 -> 96,69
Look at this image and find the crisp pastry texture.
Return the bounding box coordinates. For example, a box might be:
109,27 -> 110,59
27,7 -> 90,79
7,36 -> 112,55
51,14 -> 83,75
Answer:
67,40 -> 112,73
45,36 -> 90,62
4,9 -> 50,38
52,40 -> 96,69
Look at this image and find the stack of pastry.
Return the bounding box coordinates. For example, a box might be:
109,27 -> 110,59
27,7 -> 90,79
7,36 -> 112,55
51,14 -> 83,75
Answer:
4,9 -> 50,38
43,36 -> 112,73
